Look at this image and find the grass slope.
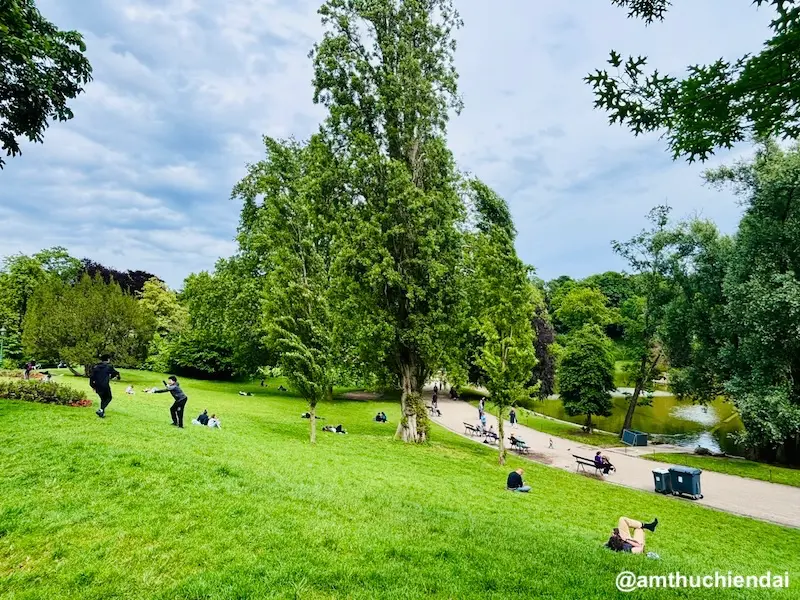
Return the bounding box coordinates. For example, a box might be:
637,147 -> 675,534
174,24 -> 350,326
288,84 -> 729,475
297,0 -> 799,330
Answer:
643,453 -> 800,489
1,370 -> 798,599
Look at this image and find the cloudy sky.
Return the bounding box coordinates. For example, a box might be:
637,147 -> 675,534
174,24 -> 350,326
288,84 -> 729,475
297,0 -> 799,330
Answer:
0,0 -> 775,287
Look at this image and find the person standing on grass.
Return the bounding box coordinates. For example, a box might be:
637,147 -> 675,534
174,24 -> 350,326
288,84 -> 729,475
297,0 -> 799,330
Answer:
506,468 -> 531,492
90,355 -> 120,418
150,376 -> 189,428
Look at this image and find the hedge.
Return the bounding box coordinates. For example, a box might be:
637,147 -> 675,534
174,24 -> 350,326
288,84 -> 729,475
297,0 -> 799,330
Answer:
0,380 -> 91,407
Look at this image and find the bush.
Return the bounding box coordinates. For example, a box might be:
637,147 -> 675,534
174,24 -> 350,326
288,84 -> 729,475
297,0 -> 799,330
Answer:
0,380 -> 91,407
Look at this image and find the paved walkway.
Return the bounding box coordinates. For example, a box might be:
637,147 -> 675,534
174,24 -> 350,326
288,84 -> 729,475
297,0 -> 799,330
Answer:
431,398 -> 800,529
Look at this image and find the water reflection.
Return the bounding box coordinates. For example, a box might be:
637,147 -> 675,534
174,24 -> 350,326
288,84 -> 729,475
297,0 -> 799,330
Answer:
535,395 -> 743,454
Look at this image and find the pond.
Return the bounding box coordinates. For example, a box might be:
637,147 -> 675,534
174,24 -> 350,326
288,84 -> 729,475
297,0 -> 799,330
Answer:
535,394 -> 744,454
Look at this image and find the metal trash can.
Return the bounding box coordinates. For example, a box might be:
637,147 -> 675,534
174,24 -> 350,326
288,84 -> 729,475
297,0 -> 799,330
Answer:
622,429 -> 649,446
653,469 -> 672,494
668,466 -> 703,500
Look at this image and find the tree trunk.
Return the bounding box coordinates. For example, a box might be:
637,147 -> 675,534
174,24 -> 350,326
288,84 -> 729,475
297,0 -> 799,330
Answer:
395,370 -> 418,442
83,363 -> 92,377
66,364 -> 83,377
497,406 -> 506,465
585,413 -> 593,434
310,401 -> 317,445
621,355 -> 647,435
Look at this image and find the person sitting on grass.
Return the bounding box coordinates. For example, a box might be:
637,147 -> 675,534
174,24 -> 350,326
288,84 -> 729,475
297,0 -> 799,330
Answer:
125,385 -> 135,395
301,412 -> 324,420
606,517 -> 658,554
374,412 -> 388,423
595,451 -> 616,475
193,409 -> 209,426
207,414 -> 221,428
238,391 -> 253,396
506,468 -> 531,493
278,385 -> 288,391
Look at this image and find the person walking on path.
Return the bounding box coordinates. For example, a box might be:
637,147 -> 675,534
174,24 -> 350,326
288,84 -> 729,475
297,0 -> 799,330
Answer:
151,376 -> 189,428
90,355 -> 120,418
506,468 -> 531,493
509,408 -> 517,428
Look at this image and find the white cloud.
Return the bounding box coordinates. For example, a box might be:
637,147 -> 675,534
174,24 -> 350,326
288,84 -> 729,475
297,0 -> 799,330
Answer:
0,0 -> 777,286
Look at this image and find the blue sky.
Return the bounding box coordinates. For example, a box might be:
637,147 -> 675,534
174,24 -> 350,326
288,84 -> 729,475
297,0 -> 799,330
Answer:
0,0 -> 775,288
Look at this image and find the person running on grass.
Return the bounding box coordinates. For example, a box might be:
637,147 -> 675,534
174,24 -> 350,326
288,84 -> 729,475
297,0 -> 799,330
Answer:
150,376 -> 189,428
91,355 -> 120,418
506,468 -> 531,493
606,517 -> 658,554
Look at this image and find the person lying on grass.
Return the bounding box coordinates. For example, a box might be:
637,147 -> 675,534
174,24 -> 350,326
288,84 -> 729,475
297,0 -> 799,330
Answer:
322,424 -> 347,434
301,412 -> 324,420
506,468 -> 531,493
238,391 -> 253,396
606,517 -> 658,554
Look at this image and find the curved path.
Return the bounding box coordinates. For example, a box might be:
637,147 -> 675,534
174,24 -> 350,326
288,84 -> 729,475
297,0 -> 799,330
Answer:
431,397 -> 800,529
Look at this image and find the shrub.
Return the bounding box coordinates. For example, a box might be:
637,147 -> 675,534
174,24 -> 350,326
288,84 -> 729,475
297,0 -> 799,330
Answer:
0,380 -> 91,407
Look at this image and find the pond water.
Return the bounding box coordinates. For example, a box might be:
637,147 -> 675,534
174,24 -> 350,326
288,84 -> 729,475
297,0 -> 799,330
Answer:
536,395 -> 744,454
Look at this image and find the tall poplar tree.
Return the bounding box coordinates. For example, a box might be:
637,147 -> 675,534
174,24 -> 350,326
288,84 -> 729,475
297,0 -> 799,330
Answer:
310,0 -> 466,442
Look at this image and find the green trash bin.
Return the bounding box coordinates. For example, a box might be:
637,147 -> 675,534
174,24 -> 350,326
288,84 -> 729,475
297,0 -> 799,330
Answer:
653,469 -> 672,494
669,466 -> 703,500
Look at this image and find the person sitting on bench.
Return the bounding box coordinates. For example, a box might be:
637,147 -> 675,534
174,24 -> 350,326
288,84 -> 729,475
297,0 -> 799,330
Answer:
595,451 -> 616,475
606,517 -> 658,554
506,468 -> 531,493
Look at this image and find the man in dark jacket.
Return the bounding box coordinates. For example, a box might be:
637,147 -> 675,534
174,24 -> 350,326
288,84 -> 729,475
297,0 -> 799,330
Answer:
91,355 -> 120,418
152,376 -> 189,428
506,468 -> 531,493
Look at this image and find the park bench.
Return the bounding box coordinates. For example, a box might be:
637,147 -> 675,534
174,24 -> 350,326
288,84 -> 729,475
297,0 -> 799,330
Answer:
427,405 -> 442,416
483,430 -> 499,445
573,454 -> 603,475
464,422 -> 482,436
509,437 -> 530,454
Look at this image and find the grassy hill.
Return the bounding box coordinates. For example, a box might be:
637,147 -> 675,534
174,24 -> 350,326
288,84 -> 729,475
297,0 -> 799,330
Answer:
1,370 -> 798,599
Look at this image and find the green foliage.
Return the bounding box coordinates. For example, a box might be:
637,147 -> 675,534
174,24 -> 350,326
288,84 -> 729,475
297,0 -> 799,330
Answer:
666,141 -> 800,462
0,247 -> 82,361
233,136 -> 343,441
558,324 -> 616,431
310,0 -> 466,441
0,0 -> 92,167
138,278 -> 188,372
21,275 -> 154,372
554,286 -> 617,333
612,205 -> 678,433
179,259 -> 270,378
0,378 -> 89,406
464,183 -> 538,461
587,1 -> 800,162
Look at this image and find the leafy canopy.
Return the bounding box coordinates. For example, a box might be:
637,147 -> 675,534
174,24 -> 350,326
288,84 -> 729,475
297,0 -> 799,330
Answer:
587,1 -> 800,162
0,0 -> 92,167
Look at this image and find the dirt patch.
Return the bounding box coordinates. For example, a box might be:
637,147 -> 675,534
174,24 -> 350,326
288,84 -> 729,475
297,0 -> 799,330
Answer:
340,391 -> 383,401
520,451 -> 554,465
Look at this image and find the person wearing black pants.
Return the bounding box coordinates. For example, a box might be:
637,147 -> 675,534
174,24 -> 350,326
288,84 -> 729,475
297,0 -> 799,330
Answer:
151,376 -> 188,428
90,354 -> 120,418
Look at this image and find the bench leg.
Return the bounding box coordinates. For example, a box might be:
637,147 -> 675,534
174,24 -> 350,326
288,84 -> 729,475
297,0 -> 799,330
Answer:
576,463 -> 585,472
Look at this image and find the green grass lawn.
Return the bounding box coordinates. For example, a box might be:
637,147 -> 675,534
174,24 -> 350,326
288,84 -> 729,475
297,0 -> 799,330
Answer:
642,453 -> 800,489
2,370 -> 799,599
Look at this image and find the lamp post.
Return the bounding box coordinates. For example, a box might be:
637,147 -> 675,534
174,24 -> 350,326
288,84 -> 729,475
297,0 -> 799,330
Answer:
0,326 -> 6,366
